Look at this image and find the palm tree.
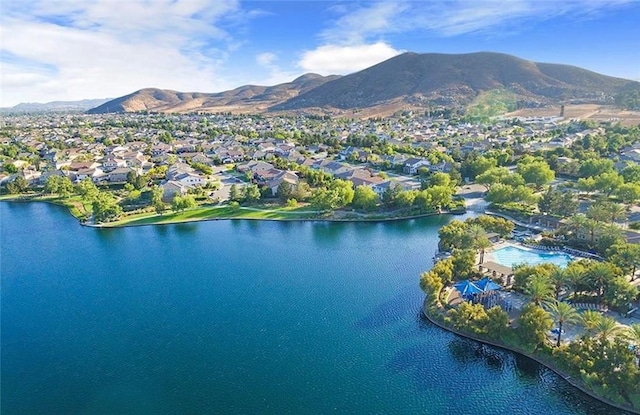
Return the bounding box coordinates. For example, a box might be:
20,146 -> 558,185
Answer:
545,301 -> 579,347
583,218 -> 600,245
586,262 -> 618,304
563,265 -> 586,299
564,214 -> 588,238
592,316 -> 627,341
604,202 -> 627,224
586,203 -> 609,223
548,266 -> 566,300
626,323 -> 640,345
626,324 -> 640,367
620,244 -> 640,281
579,310 -> 603,337
525,275 -> 554,306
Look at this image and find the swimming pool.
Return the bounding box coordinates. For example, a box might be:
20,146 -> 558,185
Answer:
491,245 -> 573,268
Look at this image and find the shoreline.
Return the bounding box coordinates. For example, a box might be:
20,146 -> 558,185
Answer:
420,299 -> 639,415
0,197 -> 465,228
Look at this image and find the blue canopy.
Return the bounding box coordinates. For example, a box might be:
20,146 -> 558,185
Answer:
454,280 -> 483,298
475,277 -> 502,292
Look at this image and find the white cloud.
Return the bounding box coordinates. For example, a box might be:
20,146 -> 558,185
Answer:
0,0 -> 252,106
299,42 -> 403,75
321,2 -> 410,44
253,51 -> 299,86
320,0 -> 635,41
256,52 -> 277,67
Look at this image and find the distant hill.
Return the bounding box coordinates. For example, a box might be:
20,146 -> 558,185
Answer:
87,73 -> 340,114
87,52 -> 640,115
2,98 -> 112,113
272,52 -> 639,111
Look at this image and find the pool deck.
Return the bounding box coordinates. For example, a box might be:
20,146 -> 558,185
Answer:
483,240 -> 575,266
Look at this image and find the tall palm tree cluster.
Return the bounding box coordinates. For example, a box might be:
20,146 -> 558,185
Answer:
558,200 -> 635,257
517,260 -> 637,312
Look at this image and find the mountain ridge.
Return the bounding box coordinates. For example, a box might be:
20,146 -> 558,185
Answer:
86,52 -> 640,115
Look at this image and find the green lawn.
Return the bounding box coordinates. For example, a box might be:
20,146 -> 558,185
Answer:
105,204 -> 321,227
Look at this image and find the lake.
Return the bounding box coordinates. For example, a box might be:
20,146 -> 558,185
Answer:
1,202 -> 629,414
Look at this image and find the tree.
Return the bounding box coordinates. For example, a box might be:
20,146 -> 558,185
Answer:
579,310 -> 603,337
593,171 -> 623,196
564,262 -> 587,298
548,266 -> 566,300
538,188 -> 578,217
425,185 -> 453,210
242,184 -> 261,204
585,261 -> 620,303
447,301 -> 488,334
351,185 -> 379,211
310,188 -> 337,211
464,156 -> 497,180
450,249 -> 477,281
276,181 -> 293,201
607,242 -> 640,280
485,306 -> 510,341
621,163 -> 640,183
517,159 -> 554,189
151,185 -> 165,215
126,170 -> 147,190
438,220 -> 471,251
172,194 -> 197,213
466,224 -> 491,264
330,179 -> 354,208
468,215 -> 514,237
75,177 -> 98,199
576,177 -> 596,195
617,182 -> 640,205
517,304 -> 553,350
475,167 -> 511,190
592,316 -> 627,341
626,324 -> 640,351
578,158 -> 614,178
428,172 -> 452,188
430,258 -> 454,285
382,182 -> 403,206
420,271 -> 444,306
604,276 -> 637,312
6,177 -> 29,194
524,275 -> 554,306
44,175 -> 60,194
57,176 -> 74,197
92,191 -> 122,223
411,190 -> 430,211
545,301 -> 579,347
229,184 -> 241,202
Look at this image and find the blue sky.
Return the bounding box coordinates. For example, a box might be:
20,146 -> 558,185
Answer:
2,0 -> 639,106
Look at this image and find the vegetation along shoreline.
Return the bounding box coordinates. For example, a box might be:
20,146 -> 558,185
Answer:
420,215 -> 640,413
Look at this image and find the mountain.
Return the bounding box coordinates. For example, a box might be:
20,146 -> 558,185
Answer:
2,98 -> 112,113
87,73 -> 339,114
87,52 -> 640,115
272,52 -> 639,111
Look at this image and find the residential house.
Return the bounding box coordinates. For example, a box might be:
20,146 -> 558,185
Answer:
403,158 -> 431,175
266,170 -> 299,195
108,167 -> 135,183
162,180 -> 189,202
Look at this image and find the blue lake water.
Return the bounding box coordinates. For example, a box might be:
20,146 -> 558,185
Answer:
1,202 -> 629,414
492,246 -> 573,268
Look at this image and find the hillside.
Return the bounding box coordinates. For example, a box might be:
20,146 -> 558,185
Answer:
87,73 -> 339,114
87,52 -> 640,115
2,98 -> 112,113
272,52 -> 638,111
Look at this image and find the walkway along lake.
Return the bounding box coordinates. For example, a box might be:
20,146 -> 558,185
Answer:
1,202 -> 633,414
